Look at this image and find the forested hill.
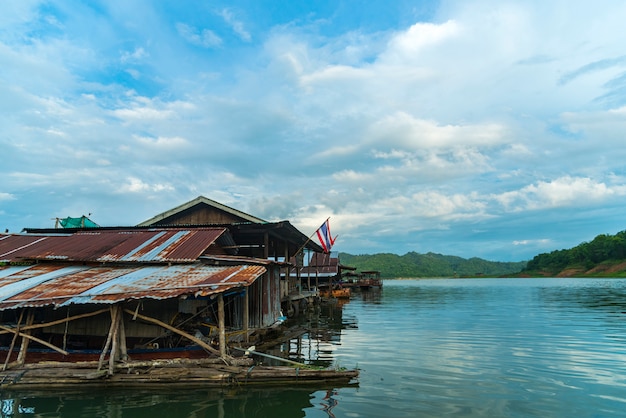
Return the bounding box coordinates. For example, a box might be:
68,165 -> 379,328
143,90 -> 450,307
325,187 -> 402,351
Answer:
339,252 -> 527,278
521,230 -> 626,277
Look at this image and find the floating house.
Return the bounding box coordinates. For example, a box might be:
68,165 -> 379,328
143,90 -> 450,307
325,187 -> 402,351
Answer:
0,197 -> 357,388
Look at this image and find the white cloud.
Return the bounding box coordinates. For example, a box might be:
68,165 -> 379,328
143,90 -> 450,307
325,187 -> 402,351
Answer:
110,96 -> 195,123
176,23 -> 222,48
495,177 -> 626,212
381,20 -> 461,63
367,112 -> 506,149
218,9 -> 251,42
135,135 -> 191,151
120,47 -> 148,63
117,177 -> 174,194
513,239 -> 552,246
0,193 -> 15,201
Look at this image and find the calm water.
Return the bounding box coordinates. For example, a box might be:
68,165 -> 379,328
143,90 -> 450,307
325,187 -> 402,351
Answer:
2,278 -> 626,417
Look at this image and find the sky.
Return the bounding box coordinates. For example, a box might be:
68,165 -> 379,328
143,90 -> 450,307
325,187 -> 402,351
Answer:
2,0 -> 626,262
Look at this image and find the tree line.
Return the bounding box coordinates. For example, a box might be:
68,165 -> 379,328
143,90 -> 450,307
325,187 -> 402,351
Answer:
522,230 -> 626,275
339,251 -> 527,278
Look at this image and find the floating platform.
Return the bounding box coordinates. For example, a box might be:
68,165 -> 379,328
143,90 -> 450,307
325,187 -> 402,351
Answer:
0,357 -> 359,390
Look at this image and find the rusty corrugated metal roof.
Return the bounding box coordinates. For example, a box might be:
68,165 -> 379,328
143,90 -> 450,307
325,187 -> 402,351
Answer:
0,229 -> 226,263
0,263 -> 266,310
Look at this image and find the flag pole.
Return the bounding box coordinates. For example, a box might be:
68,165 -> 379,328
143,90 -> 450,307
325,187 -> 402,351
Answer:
292,218 -> 329,293
294,217 -> 330,257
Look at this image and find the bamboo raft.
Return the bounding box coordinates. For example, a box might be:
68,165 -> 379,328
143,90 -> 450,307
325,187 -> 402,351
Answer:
0,301 -> 359,391
0,357 -> 359,390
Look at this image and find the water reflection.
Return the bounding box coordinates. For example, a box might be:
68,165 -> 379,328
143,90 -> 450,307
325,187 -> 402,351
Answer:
0,386 -> 350,418
536,278 -> 626,314
263,299 -> 360,368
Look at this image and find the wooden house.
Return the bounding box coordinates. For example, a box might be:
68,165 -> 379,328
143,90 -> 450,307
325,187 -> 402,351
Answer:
0,218 -> 358,388
0,197 -> 324,367
137,196 -> 324,314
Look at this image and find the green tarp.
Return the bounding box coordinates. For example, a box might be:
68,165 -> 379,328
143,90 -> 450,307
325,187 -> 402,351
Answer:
58,216 -> 99,228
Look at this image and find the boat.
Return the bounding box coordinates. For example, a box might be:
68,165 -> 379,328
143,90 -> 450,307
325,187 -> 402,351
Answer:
343,270 -> 383,291
319,285 -> 351,299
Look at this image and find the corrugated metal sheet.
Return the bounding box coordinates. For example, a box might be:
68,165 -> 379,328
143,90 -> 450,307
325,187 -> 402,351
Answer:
0,263 -> 266,310
0,229 -> 226,263
0,266 -> 88,303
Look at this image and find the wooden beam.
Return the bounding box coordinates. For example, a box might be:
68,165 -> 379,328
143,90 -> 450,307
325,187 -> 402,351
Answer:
0,308 -> 109,335
123,309 -> 224,358
0,325 -> 69,356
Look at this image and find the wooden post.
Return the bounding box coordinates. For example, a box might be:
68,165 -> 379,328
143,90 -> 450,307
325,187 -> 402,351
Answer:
98,306 -> 119,371
218,293 -> 226,358
108,305 -> 122,375
243,286 -> 249,343
307,250 -> 312,291
62,308 -> 70,351
16,310 -> 35,366
118,308 -> 128,361
3,310 -> 24,371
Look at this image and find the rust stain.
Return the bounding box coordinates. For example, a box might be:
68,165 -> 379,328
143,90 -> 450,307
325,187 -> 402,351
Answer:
0,263 -> 266,309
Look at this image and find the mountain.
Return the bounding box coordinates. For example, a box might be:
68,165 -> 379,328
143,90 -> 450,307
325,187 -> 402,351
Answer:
339,252 -> 527,278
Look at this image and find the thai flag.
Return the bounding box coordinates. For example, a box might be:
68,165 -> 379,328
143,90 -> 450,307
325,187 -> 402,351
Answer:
316,219 -> 337,253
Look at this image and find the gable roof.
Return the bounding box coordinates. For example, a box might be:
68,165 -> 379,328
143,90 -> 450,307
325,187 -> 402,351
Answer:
137,196 -> 266,226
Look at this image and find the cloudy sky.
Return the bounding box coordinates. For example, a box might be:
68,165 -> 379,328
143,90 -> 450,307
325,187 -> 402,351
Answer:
2,0 -> 626,261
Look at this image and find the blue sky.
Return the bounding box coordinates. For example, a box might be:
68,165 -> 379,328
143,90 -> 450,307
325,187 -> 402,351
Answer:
2,0 -> 626,261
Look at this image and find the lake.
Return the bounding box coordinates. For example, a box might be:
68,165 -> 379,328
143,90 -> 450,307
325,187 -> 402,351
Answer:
2,278 -> 626,417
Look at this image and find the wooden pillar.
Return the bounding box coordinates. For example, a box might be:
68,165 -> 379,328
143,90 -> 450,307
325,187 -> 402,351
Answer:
16,310 -> 35,366
108,306 -> 121,375
3,310 -> 24,371
99,305 -> 120,372
218,293 -> 226,358
108,305 -> 127,374
243,287 -> 249,343
284,242 -> 291,295
315,259 -> 319,290
119,309 -> 128,362
307,250 -> 312,291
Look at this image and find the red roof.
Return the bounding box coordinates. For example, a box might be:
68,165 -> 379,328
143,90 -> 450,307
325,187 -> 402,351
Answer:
0,229 -> 226,263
